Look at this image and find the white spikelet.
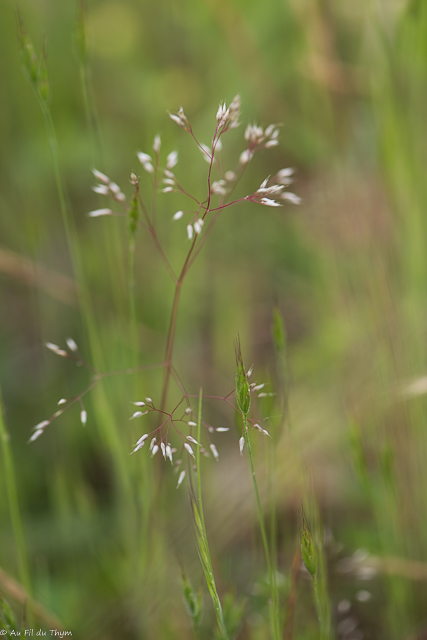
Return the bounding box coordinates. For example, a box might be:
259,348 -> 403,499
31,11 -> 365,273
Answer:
177,470 -> 186,488
210,444 -> 219,460
239,436 -> 245,455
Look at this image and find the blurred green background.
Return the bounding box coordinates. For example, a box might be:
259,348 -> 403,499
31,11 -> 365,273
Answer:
2,0 -> 427,638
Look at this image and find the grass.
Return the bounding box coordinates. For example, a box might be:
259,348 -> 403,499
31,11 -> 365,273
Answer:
2,0 -> 427,638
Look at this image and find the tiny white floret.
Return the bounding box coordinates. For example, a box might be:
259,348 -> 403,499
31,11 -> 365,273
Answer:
210,444 -> 219,460
187,224 -> 194,240
29,429 -> 44,443
186,435 -> 199,445
130,411 -> 144,420
153,134 -> 161,153
239,149 -> 253,164
177,470 -> 186,488
166,151 -> 178,169
184,443 -> 195,458
80,410 -> 87,426
92,168 -> 110,184
66,338 -> 78,352
33,420 -> 49,431
239,436 -> 245,455
45,342 -> 68,357
88,208 -> 113,217
281,192 -> 301,205
92,185 -> 109,195
173,210 -> 184,221
193,219 -> 204,234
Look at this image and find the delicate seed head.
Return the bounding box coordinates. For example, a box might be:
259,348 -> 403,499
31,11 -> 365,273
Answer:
177,470 -> 186,488
153,134 -> 161,153
239,436 -> 245,455
187,421 -> 197,427
151,444 -> 159,456
92,184 -> 110,195
132,401 -> 145,407
29,429 -> 44,443
45,342 -> 68,357
92,169 -> 110,184
160,442 -> 166,458
216,427 -> 229,432
137,151 -> 152,164
131,441 -> 146,454
184,443 -> 195,458
80,410 -> 87,426
149,437 -> 156,452
185,407 -> 192,415
166,151 -> 178,169
260,197 -> 281,207
187,224 -> 194,240
88,208 -> 113,217
193,219 -> 204,234
66,337 -> 78,352
166,444 -> 173,463
58,398 -> 67,405
210,443 -> 219,460
239,149 -> 253,164
173,210 -> 184,221
281,192 -> 301,205
186,435 -> 199,445
33,420 -> 49,431
130,411 -> 144,419
145,397 -> 153,403
137,151 -> 154,174
135,434 -> 149,446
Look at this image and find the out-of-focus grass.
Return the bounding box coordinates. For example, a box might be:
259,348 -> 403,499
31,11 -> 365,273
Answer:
2,0 -> 427,638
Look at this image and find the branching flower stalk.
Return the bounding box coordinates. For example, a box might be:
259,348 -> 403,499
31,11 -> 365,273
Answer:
29,94 -> 300,493
25,86 -> 300,631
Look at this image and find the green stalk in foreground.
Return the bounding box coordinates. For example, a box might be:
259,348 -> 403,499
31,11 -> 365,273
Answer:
299,505 -> 329,639
235,343 -> 279,640
194,388 -> 228,639
0,389 -> 32,624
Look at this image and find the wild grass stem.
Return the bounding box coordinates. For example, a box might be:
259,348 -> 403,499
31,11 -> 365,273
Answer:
242,413 -> 279,639
0,389 -> 32,624
195,388 -> 228,639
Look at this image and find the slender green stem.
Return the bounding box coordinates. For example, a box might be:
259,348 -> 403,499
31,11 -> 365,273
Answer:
79,63 -> 103,166
313,575 -> 326,639
129,235 -> 138,366
243,414 -> 279,640
0,389 -> 33,623
196,389 -> 229,640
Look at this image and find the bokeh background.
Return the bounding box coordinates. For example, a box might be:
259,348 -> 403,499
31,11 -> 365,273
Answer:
2,0 -> 427,638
